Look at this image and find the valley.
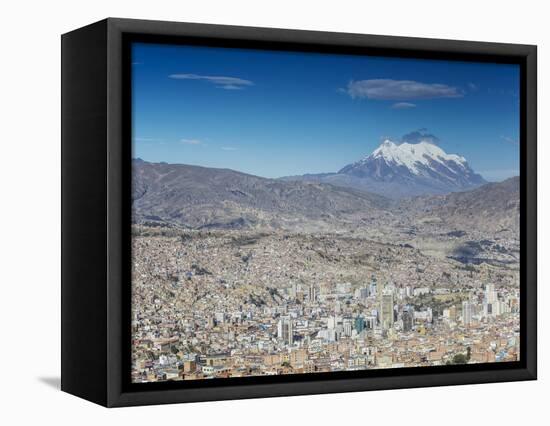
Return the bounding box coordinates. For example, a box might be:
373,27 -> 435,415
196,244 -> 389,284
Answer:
131,148 -> 520,382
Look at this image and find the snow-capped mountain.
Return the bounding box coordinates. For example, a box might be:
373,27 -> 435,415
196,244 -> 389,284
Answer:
281,140 -> 486,199
339,140 -> 485,188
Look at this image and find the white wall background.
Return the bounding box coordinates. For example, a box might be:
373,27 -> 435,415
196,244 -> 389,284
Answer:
0,0 -> 545,423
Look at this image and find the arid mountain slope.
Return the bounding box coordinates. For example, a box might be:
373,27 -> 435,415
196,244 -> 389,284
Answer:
132,159 -> 390,230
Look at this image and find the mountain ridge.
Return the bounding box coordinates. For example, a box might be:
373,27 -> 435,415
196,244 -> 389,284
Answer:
396,176 -> 520,234
281,140 -> 486,198
132,159 -> 391,231
132,159 -> 518,237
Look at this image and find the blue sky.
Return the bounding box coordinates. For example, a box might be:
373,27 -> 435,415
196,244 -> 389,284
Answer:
132,42 -> 520,181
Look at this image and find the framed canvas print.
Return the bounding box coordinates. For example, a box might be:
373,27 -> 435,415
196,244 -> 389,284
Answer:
61,18 -> 537,407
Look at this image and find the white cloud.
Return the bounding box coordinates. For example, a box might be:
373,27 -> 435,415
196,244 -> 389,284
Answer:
391,102 -> 417,109
501,136 -> 519,146
169,73 -> 254,90
134,137 -> 159,142
134,137 -> 164,145
401,129 -> 440,145
181,138 -> 203,145
344,79 -> 463,100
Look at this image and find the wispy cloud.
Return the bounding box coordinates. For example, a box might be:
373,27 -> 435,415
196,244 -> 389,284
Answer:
343,79 -> 463,100
169,73 -> 254,90
467,82 -> 479,91
221,146 -> 238,151
134,137 -> 164,145
391,102 -> 416,109
180,138 -> 203,145
135,137 -> 160,142
501,136 -> 519,146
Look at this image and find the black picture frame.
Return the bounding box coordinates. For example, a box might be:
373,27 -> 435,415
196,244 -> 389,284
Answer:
61,17 -> 537,407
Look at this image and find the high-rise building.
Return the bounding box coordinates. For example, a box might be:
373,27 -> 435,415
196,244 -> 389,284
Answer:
483,302 -> 493,317
402,307 -> 414,332
355,287 -> 369,300
449,305 -> 457,320
207,316 -> 216,328
287,318 -> 294,345
365,316 -> 376,330
426,307 -> 433,323
368,275 -> 377,297
462,301 -> 473,327
289,282 -> 297,298
380,293 -> 394,330
343,318 -> 353,337
377,280 -> 385,301
485,283 -> 497,304
308,283 -> 317,302
277,316 -> 294,345
215,312 -> 225,324
354,316 -> 366,333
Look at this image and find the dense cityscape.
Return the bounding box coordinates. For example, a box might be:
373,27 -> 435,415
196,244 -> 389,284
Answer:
130,41 -> 521,384
131,227 -> 520,383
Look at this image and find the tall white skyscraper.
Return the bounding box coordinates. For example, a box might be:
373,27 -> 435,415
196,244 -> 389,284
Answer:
380,293 -> 394,330
327,315 -> 337,330
308,283 -> 317,302
462,301 -> 473,327
343,318 -> 353,337
485,283 -> 497,304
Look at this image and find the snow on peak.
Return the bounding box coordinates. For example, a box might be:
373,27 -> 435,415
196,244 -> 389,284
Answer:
366,139 -> 467,175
